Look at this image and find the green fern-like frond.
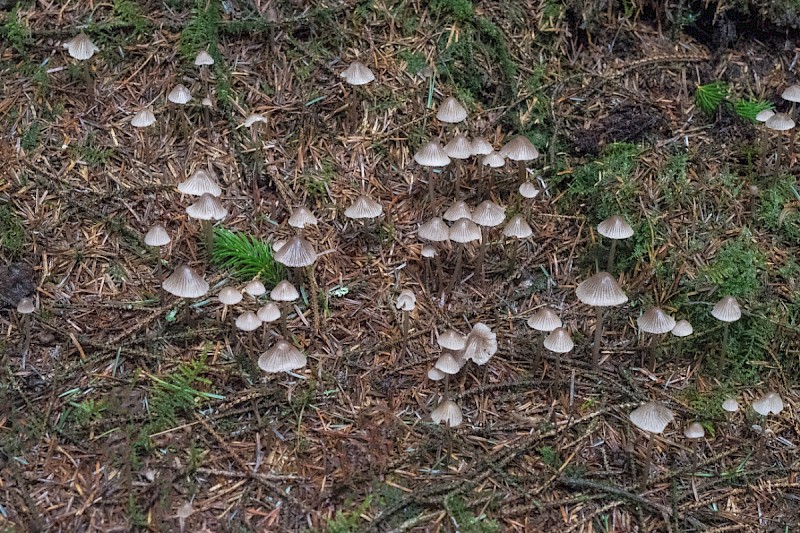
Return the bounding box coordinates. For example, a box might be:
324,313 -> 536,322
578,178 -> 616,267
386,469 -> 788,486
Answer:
212,227 -> 283,285
695,82 -> 729,114
732,99 -> 772,122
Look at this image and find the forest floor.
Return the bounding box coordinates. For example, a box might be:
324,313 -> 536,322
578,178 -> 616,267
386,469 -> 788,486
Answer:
1,0 -> 799,531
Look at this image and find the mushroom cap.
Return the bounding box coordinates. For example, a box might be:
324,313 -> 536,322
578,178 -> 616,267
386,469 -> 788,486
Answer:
235,311 -> 262,332
344,195 -> 383,219
449,218 -> 482,243
463,323 -> 497,365
470,137 -> 493,156
418,217 -> 450,242
131,107 -> 156,128
576,272 -> 628,307
436,96 -> 468,124
629,402 -> 675,434
244,280 -> 267,297
218,286 -> 243,306
395,289 -> 416,311
755,109 -> 775,122
765,112 -> 795,131
683,422 -> 706,439
243,113 -> 267,128
503,215 -> 533,239
162,265 -> 209,298
272,240 -> 286,253
63,32 -> 99,60
427,367 -> 447,381
258,340 -> 307,373
752,392 -> 784,416
637,307 -> 677,335
414,142 -> 451,167
437,329 -> 467,351
167,84 -> 192,105
435,352 -> 464,375
781,84 -> 800,103
340,61 -> 375,85
16,297 -> 35,314
544,327 -> 574,353
271,280 -> 299,302
273,235 -> 317,267
482,152 -> 506,168
431,399 -> 463,427
194,50 -> 214,66
257,303 -> 281,322
597,215 -> 634,240
288,207 -> 318,229
711,296 -> 741,322
671,319 -> 693,337
471,200 -> 505,228
443,201 -> 472,222
443,134 -> 473,160
186,193 -> 227,221
421,244 -> 437,258
178,168 -> 222,197
202,97 -> 213,108
144,224 -> 171,247
500,135 -> 539,161
527,308 -> 562,332
721,398 -> 740,413
518,181 -> 540,199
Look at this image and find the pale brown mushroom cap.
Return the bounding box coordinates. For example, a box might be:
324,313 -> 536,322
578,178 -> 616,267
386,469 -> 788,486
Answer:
162,265 -> 209,298
418,217 -> 450,242
518,182 -> 540,199
755,109 -> 775,123
144,224 -> 171,247
781,84 -> 800,103
178,168 -> 222,197
131,107 -> 157,128
443,201 -> 472,222
449,218 -> 482,243
288,207 -> 318,229
544,327 -> 574,353
427,367 -> 447,381
470,137 -> 493,156
527,308 -> 562,332
671,319 -> 694,337
257,303 -> 281,322
273,235 -> 317,267
435,352 -> 464,375
503,215 -> 533,239
629,401 -> 675,434
414,142 -> 451,167
711,296 -> 741,322
17,297 -> 35,314
482,152 -> 505,168
765,112 -> 795,131
444,134 -> 473,160
684,422 -> 705,439
721,398 -> 740,413
576,272 -> 628,307
186,193 -> 227,221
431,399 -> 463,427
235,311 -> 262,332
63,32 -> 99,61
463,323 -> 497,365
752,392 -> 784,416
471,200 -> 505,228
271,280 -> 299,302
218,286 -> 243,306
243,113 -> 267,128
194,50 -> 214,66
500,136 -> 539,161
258,340 -> 307,373
340,61 -> 375,85
597,215 -> 634,240
344,195 -> 383,219
421,244 -> 437,258
437,329 -> 467,351
244,280 -> 266,297
637,307 -> 676,335
436,96 -> 468,124
167,84 -> 192,105
396,289 -> 416,311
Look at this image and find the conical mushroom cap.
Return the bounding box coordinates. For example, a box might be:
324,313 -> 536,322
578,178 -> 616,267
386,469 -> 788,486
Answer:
435,352 -> 464,375
167,84 -> 192,105
503,215 -> 533,239
427,367 -> 446,381
274,235 -> 317,267
257,303 -> 281,322
395,289 -> 416,311
597,215 -> 634,240
437,330 -> 467,351
637,307 -> 676,335
766,112 -> 795,131
449,218 -> 481,243
544,327 -> 574,353
431,399 -> 463,427
17,297 -> 35,314
218,286 -> 242,306
518,181 -> 540,199
258,340 -> 307,373
235,311 -> 262,332
194,50 -> 214,66
752,392 -> 784,416
243,113 -> 267,128
721,398 -> 740,413
782,84 -> 800,103
471,200 -> 505,227
671,319 -> 693,337
288,207 -> 317,228
271,280 -> 299,302
63,32 -> 99,60
443,201 -> 472,222
755,109 -> 775,123
178,168 -> 222,197
414,142 -> 451,167
527,308 -> 562,332
162,265 -> 209,298
684,422 -> 705,439
131,107 -> 156,128
629,402 -> 674,434
421,244 -> 437,258
144,224 -> 171,247
470,137 -> 493,156
463,323 -> 497,365
711,296 -> 741,322
576,272 -> 628,307
344,195 -> 383,219
500,136 -> 539,161
244,280 -> 266,297
482,152 -> 505,168
436,96 -> 467,124
340,61 -> 375,85
186,193 -> 227,220
443,134 -> 473,160
418,217 -> 450,242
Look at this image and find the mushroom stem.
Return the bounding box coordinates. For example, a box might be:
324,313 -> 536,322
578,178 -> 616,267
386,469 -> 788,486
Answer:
427,167 -> 436,204
201,220 -> 214,256
647,333 -> 662,371
718,322 -> 729,371
517,160 -> 526,183
476,227 -> 488,285
20,314 -> 31,368
759,128 -> 769,173
449,242 -> 465,294
435,249 -> 445,292
452,160 -> 462,199
592,306 -> 605,370
401,311 -> 409,352
348,89 -> 358,133
445,424 -> 453,466
280,303 -> 289,338
607,239 -> 618,273
508,240 -> 518,273
307,265 -> 319,335
640,433 -> 655,492
82,61 -> 94,102
776,134 -> 782,168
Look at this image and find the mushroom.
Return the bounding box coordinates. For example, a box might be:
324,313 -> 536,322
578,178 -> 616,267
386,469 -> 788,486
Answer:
186,193 -> 227,254
597,215 -> 634,273
395,289 -> 416,353
575,272 -> 628,369
436,96 -> 468,125
144,224 -> 171,278
162,265 -> 209,324
235,311 -> 262,350
167,84 -> 193,138
256,302 -> 281,345
629,401 -> 674,491
751,391 -> 784,465
447,217 -> 482,293
710,295 -> 741,371
755,108 -> 775,173
436,328 -> 467,399
480,151 -> 505,196
131,106 -> 157,163
217,286 -> 242,324
683,422 -> 706,476
670,319 -> 693,359
636,306 -> 676,370
413,142 -> 451,203
500,135 -> 539,183
16,297 -> 35,367
178,167 -> 222,197
502,214 -> 533,271
471,200 -> 505,283
194,49 -> 215,116
63,32 -> 99,98
258,339 -> 307,373
244,279 -> 266,301
764,112 -> 795,169
431,398 -> 463,464
543,327 -> 574,387
288,207 -> 318,236
418,217 -> 450,292
340,61 -> 375,131
270,280 -> 299,337
527,307 -> 562,372
781,84 -> 800,159
344,194 -> 384,248
443,134 -> 473,198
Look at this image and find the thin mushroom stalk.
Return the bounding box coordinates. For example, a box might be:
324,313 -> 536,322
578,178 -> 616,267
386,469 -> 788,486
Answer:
307,265 -> 320,335
592,306 -> 605,370
759,128 -> 769,173
401,311 -> 409,351
476,227 -> 488,284
647,334 -> 662,371
449,242 -> 465,293
201,220 -> 214,255
427,167 -> 436,203
640,433 -> 655,492
516,160 -> 526,183
719,322 -> 729,371
607,239 -> 618,273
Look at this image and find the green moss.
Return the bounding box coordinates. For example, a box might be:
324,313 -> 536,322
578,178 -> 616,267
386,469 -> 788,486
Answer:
700,230 -> 765,299
0,203 -> 26,256
4,5 -> 30,54
447,496 -> 500,533
111,0 -> 150,37
20,121 -> 40,151
758,176 -> 800,244
398,50 -> 427,75
325,496 -> 372,533
430,0 -> 475,22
